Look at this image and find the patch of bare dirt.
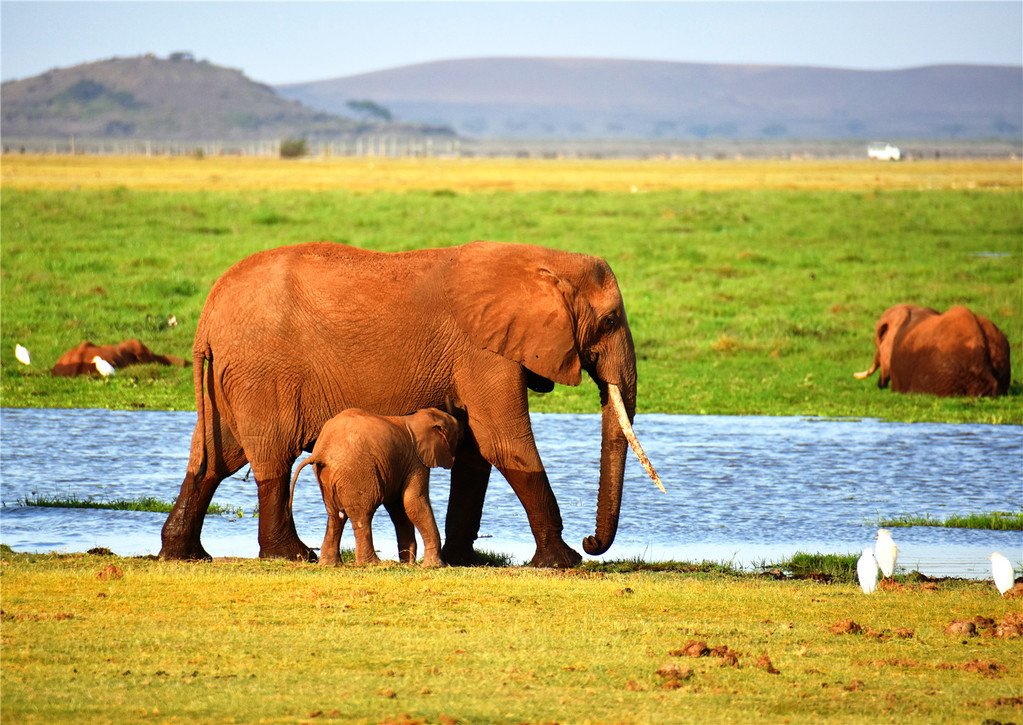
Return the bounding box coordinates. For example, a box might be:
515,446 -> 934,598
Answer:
947,613 -> 1021,639
756,653 -> 780,674
937,660 -> 1006,677
97,564 -> 123,580
830,619 -> 862,635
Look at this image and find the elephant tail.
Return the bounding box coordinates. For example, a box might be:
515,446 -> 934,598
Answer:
289,456 -> 315,519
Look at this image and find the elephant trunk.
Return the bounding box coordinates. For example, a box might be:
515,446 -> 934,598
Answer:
583,382 -> 663,556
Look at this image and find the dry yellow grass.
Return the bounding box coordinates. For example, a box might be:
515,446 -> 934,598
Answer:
2,153 -> 1020,192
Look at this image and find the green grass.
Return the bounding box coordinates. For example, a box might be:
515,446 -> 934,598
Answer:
16,494 -> 245,517
762,551 -> 861,581
2,548 -> 1019,725
877,510 -> 1023,531
2,187 -> 1021,422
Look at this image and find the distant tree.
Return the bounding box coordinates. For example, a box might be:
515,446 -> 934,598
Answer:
279,137 -> 307,158
345,100 -> 392,122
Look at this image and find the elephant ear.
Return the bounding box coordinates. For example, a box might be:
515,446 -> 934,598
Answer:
877,305 -> 912,382
443,242 -> 582,386
411,423 -> 456,470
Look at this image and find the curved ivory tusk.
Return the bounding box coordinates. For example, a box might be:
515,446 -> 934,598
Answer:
608,383 -> 666,493
853,363 -> 878,380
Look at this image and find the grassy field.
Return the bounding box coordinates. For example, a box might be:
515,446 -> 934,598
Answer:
2,549 -> 1021,725
2,155 -> 1020,421
2,156 -> 1021,724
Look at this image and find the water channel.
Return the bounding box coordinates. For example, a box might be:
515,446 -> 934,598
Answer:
1,408 -> 1019,578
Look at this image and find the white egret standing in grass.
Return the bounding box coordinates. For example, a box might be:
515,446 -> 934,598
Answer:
875,528 -> 897,578
92,356 -> 116,377
989,552 -> 1015,595
857,548 -> 879,594
15,344 -> 31,365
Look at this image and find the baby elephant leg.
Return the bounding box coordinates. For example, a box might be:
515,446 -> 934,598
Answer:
319,508 -> 347,566
384,500 -> 418,564
404,472 -> 444,567
349,508 -> 382,565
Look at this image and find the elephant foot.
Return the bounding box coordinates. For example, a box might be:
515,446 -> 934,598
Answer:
441,541 -> 489,566
529,539 -> 582,569
259,538 -> 317,563
421,555 -> 445,568
158,538 -> 212,561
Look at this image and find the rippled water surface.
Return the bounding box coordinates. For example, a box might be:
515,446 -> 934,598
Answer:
1,409 -> 1020,577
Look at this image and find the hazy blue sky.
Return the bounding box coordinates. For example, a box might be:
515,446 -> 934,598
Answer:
2,1 -> 1020,84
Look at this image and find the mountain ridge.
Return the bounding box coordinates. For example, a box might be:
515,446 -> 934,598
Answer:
277,57 -> 1022,140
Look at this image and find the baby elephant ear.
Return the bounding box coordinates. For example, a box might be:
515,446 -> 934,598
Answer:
413,423 -> 456,470
444,241 -> 582,386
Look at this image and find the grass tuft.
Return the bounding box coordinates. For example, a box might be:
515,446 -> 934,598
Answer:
15,494 -> 245,517
877,510 -> 1023,531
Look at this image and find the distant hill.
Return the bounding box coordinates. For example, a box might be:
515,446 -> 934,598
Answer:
277,57 -> 1023,140
0,54 -> 455,142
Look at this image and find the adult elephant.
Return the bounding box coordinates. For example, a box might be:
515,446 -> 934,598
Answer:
854,304 -> 1011,397
160,241 -> 661,567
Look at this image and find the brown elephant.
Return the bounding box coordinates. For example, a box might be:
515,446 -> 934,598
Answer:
52,339 -> 188,377
290,407 -> 460,567
854,304 -> 1011,397
160,241 -> 661,567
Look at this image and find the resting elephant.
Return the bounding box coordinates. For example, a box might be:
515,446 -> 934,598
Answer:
160,241 -> 661,567
290,407 -> 460,567
854,304 -> 1011,397
52,339 -> 188,377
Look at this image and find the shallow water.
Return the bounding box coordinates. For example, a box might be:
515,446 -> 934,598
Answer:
1,408 -> 1020,577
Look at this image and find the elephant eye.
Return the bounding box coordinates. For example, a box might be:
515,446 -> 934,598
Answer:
600,314 -> 617,332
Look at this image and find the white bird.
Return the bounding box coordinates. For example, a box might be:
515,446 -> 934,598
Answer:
92,356 -> 116,377
990,552 -> 1015,595
14,344 -> 31,365
875,528 -> 898,578
857,548 -> 879,594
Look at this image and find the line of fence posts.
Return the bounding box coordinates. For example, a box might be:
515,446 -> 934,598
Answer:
3,136 -> 464,158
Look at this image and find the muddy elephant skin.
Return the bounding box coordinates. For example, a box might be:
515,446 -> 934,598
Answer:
160,241 -> 646,568
855,304 -> 1011,397
291,407 -> 460,567
51,339 -> 188,377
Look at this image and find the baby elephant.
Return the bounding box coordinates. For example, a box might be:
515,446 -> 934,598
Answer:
290,407 -> 460,567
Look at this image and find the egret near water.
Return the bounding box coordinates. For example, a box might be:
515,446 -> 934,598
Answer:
15,344 -> 31,365
875,528 -> 898,578
857,548 -> 879,594
989,552 -> 1015,596
92,356 -> 116,377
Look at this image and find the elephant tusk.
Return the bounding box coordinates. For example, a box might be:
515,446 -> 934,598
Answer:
853,363 -> 878,380
608,383 -> 666,493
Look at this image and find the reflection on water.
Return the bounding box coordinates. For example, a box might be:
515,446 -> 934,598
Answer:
1,408 -> 1020,577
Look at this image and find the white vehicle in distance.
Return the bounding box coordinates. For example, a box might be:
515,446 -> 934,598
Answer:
867,142 -> 902,161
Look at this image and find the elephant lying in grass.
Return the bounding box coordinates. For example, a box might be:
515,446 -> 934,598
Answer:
52,339 -> 188,377
290,407 -> 461,566
855,304 -> 1011,397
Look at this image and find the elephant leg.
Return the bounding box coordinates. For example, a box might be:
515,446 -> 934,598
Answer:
442,446 -> 492,565
384,500 -> 417,563
319,507 -> 346,566
254,470 -> 316,561
500,466 -> 581,569
350,509 -> 381,565
160,419 -> 247,560
404,475 -> 444,568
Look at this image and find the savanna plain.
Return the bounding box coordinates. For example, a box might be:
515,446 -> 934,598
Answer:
1,155 -> 1021,724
